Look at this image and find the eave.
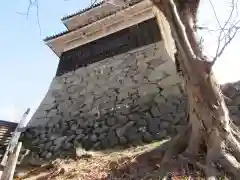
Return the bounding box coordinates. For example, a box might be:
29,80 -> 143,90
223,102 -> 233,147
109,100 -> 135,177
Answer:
61,0 -> 143,30
45,0 -> 155,57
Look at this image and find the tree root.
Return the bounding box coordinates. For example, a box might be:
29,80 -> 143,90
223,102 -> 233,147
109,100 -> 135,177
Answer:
149,124 -> 240,179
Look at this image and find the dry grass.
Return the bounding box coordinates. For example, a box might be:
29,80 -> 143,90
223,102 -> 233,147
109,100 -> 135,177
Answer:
52,142 -> 159,180
16,140 -> 209,180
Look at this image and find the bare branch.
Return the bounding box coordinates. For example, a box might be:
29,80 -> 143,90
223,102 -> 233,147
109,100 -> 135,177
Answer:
208,0 -> 223,30
26,0 -> 33,18
35,0 -> 42,36
16,0 -> 34,19
197,26 -> 240,32
207,0 -> 240,67
214,0 -> 236,59
16,0 -> 42,36
211,26 -> 239,66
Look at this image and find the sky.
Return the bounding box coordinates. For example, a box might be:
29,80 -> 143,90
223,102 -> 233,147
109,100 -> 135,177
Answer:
0,0 -> 239,123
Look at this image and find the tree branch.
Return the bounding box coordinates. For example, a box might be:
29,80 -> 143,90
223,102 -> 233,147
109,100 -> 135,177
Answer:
208,0 -> 240,67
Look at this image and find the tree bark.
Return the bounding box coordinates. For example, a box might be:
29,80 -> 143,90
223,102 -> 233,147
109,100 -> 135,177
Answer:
151,0 -> 240,178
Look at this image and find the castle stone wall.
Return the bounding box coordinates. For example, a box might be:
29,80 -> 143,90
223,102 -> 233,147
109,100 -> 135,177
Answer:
22,41 -> 187,161
22,41 -> 240,163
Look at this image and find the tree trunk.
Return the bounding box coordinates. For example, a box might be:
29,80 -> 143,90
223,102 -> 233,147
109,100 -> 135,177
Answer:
150,0 -> 240,178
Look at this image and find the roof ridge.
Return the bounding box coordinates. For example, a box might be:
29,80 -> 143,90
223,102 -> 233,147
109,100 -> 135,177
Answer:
61,1 -> 105,21
45,0 -> 143,42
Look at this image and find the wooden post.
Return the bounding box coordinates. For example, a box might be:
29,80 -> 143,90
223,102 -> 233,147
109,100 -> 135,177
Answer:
0,143 -> 22,180
0,108 -> 30,180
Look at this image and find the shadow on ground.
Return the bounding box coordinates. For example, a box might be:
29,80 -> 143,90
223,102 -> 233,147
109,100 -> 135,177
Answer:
102,140 -> 204,180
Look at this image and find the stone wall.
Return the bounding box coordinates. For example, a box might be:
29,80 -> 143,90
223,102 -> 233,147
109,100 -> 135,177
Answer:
22,41 -> 187,160
222,81 -> 240,125
22,39 -> 240,163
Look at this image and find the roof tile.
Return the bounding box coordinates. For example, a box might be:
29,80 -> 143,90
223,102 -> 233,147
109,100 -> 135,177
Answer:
44,0 -> 143,42
61,1 -> 104,21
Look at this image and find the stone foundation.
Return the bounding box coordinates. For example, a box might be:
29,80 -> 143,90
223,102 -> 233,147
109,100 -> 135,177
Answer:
21,41 -> 240,162
22,41 -> 184,160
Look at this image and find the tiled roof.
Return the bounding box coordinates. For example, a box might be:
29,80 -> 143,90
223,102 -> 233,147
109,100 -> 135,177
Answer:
0,120 -> 18,126
44,0 -> 143,42
61,1 -> 105,21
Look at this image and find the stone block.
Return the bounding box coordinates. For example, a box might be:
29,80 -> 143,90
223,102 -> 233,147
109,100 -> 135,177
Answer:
46,109 -> 58,118
116,115 -> 128,124
54,136 -> 67,146
153,60 -> 176,76
41,94 -> 55,105
154,130 -> 167,140
148,67 -> 167,82
47,115 -> 62,127
70,123 -> 79,131
139,84 -> 158,97
154,94 -> 166,105
106,117 -> 117,126
67,85 -> 78,93
40,102 -> 57,111
119,137 -> 127,145
117,106 -> 131,115
150,106 -> 161,117
143,132 -> 153,142
161,85 -> 181,98
107,130 -> 118,148
135,118 -> 147,127
137,62 -> 148,74
128,113 -> 140,121
147,119 -> 160,135
147,57 -> 166,68
228,106 -> 239,114
90,134 -> 98,142
125,127 -> 141,142
28,117 -> 50,127
158,75 -> 181,88
118,91 -> 129,101
95,125 -> 108,134
160,121 -> 170,129
116,121 -> 135,138
161,113 -> 174,122
231,115 -> 240,125
123,78 -> 134,87
33,110 -> 47,119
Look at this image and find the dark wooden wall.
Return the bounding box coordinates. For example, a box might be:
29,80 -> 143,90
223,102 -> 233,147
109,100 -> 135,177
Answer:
56,18 -> 162,76
0,120 -> 18,160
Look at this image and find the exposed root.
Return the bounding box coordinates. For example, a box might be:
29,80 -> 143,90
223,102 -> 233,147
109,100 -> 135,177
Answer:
217,152 -> 240,177
160,124 -> 191,165
225,133 -> 240,162
151,124 -> 240,179
178,154 -> 206,171
36,167 -> 65,180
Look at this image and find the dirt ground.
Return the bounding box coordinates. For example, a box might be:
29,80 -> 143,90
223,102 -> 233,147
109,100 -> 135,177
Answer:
15,139 -> 208,180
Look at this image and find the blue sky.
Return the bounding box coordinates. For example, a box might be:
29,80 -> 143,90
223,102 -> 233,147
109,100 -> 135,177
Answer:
0,0 -> 92,121
0,0 -> 239,122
